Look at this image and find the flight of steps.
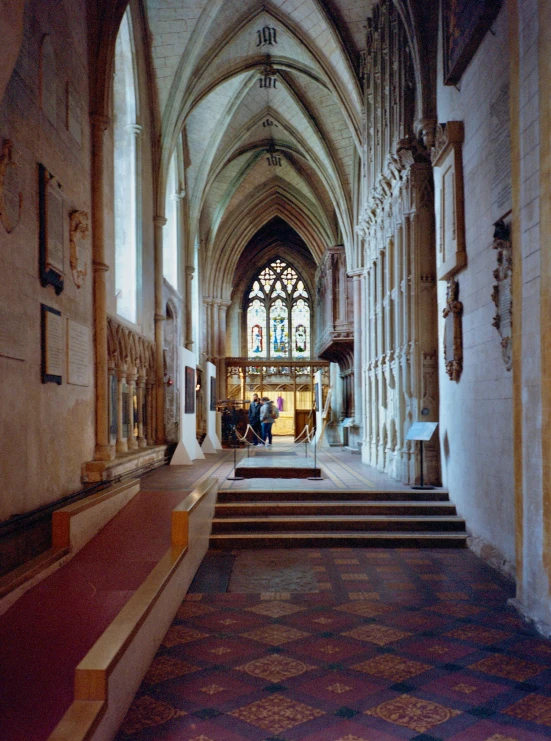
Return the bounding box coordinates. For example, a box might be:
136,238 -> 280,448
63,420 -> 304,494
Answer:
210,488 -> 467,548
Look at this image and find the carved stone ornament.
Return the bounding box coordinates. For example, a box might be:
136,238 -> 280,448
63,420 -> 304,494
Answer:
443,276 -> 463,382
0,139 -> 23,234
69,210 -> 89,288
491,219 -> 512,371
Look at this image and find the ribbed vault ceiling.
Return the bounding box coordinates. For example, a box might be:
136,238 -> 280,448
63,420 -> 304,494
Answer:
145,0 -> 367,295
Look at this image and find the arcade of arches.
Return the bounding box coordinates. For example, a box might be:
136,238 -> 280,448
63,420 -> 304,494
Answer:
1,0 -> 551,651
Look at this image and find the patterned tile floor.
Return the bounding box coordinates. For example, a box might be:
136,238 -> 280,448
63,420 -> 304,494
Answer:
116,548 -> 551,740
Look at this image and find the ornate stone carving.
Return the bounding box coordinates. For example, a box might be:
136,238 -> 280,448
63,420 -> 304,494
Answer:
69,210 -> 89,288
0,139 -> 23,234
491,219 -> 512,371
443,276 -> 463,382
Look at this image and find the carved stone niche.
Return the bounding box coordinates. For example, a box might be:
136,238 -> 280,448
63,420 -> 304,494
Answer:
443,276 -> 463,382
491,219 -> 512,371
431,122 -> 467,281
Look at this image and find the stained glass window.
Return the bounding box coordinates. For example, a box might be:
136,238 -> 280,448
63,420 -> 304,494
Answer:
247,299 -> 267,357
246,258 -> 311,359
292,299 -> 310,357
270,299 -> 288,356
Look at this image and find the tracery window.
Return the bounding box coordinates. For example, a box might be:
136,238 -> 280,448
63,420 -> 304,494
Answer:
246,259 -> 311,359
113,9 -> 139,323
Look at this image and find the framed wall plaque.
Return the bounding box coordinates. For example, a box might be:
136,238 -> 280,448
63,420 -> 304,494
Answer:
210,375 -> 216,412
41,304 -> 63,384
66,319 -> 90,386
185,365 -> 195,414
442,0 -> 502,86
39,163 -> 64,294
431,122 -> 467,281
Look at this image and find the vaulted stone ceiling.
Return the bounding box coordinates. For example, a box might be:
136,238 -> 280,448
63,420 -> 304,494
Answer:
144,0 -> 368,297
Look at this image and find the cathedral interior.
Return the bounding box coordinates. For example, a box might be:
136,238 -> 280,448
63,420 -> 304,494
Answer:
1,0 -> 551,738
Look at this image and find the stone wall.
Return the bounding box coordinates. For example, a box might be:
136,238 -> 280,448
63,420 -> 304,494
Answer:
435,4 -> 516,567
0,0 -> 94,520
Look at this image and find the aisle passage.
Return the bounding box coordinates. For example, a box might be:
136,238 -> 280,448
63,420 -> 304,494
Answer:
116,547 -> 551,740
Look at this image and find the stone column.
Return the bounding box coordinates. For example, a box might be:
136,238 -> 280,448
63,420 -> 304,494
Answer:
204,298 -> 213,360
116,370 -> 127,454
350,273 -> 363,424
146,380 -> 154,445
91,113 -> 115,461
153,216 -> 166,445
185,265 -> 194,350
137,374 -> 146,447
217,300 -> 230,400
127,371 -> 138,450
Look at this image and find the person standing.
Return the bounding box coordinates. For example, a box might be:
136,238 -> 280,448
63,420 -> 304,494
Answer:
248,393 -> 262,445
260,396 -> 278,446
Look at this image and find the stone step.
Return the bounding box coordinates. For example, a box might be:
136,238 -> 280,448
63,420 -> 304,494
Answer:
211,514 -> 466,534
234,465 -> 321,479
210,531 -> 467,549
217,489 -> 450,503
215,501 -> 457,517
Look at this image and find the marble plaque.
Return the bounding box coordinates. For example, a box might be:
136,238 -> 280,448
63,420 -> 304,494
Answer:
0,305 -> 26,361
490,84 -> 512,221
46,176 -> 64,274
42,304 -> 63,383
67,319 -> 90,386
40,35 -> 57,125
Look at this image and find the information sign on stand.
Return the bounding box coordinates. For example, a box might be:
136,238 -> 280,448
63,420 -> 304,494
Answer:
406,422 -> 438,489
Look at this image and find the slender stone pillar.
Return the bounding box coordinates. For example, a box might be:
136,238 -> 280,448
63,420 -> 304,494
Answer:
127,371 -> 138,450
185,265 -> 194,350
137,374 -> 146,447
217,300 -> 230,400
116,370 -> 127,454
351,273 -> 363,424
91,113 -> 115,461
146,381 -> 154,445
203,298 -> 214,360
153,216 -> 166,444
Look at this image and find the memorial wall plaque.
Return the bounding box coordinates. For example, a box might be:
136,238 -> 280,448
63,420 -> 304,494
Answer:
431,122 -> 467,281
490,84 -> 512,222
210,375 -> 216,412
185,366 -> 195,414
66,319 -> 90,386
0,305 -> 26,362
41,304 -> 63,384
39,164 -> 64,294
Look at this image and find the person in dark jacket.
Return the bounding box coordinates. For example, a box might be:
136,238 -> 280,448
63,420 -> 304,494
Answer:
260,397 -> 277,446
248,393 -> 262,445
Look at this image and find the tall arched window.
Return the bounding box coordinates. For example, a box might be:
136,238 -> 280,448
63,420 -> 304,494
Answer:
113,10 -> 139,323
246,258 -> 311,359
163,152 -> 179,289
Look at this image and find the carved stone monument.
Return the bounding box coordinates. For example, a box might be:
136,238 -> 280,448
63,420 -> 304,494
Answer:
443,276 -> 463,382
69,210 -> 88,288
491,219 -> 512,371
